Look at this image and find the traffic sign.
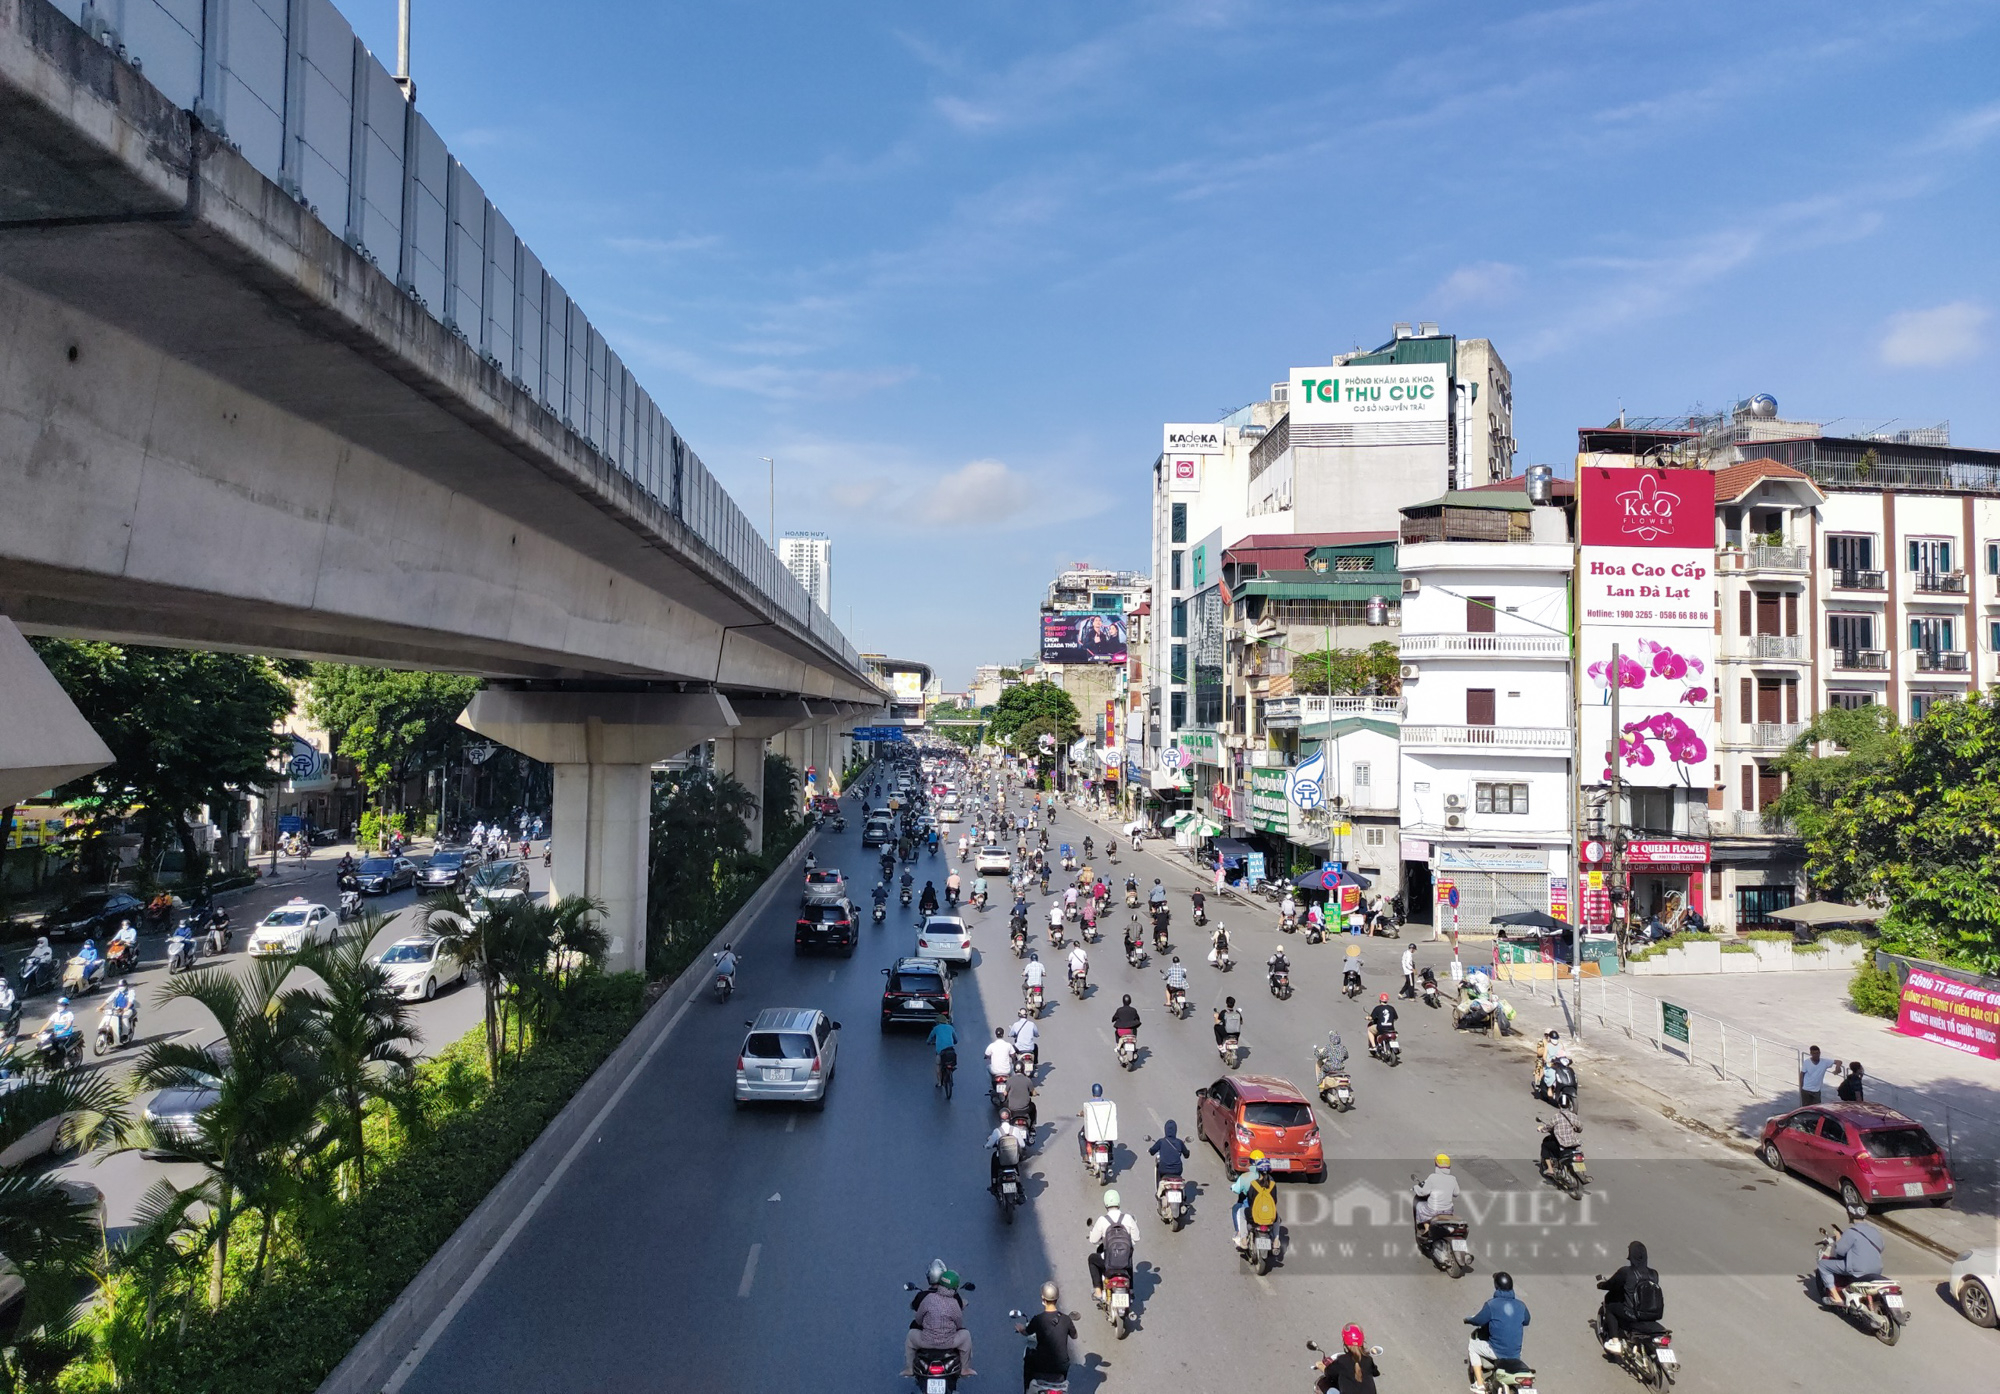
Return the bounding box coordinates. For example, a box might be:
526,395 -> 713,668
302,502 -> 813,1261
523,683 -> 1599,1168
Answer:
1447,886 -> 1460,910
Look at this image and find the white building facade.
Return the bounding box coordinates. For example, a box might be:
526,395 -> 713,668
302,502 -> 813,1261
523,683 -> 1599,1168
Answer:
779,532 -> 832,615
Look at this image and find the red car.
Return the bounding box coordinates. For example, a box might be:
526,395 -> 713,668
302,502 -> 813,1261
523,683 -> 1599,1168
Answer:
1194,1074 -> 1325,1180
1757,1102 -> 1954,1215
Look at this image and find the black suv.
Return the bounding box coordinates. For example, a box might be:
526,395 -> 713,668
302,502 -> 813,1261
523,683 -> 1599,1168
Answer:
795,897 -> 857,956
880,957 -> 952,1030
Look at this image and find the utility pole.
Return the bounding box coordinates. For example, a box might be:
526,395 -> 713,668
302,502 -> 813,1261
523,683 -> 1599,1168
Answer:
761,457 -> 775,547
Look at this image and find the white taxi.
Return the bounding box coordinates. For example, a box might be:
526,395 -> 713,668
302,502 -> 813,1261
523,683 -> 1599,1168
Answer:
248,899 -> 336,957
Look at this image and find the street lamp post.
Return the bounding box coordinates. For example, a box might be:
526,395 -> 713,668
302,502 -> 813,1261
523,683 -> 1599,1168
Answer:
394,0 -> 414,100
761,456 -> 775,546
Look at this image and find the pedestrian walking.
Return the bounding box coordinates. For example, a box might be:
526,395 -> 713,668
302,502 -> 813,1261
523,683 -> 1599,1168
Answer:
1836,1060 -> 1866,1102
1798,1045 -> 1840,1105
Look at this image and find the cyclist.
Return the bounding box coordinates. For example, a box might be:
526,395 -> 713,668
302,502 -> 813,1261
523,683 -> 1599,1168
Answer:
927,1013 -> 959,1092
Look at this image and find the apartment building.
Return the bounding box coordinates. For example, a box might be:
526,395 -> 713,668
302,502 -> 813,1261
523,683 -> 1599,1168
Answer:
1396,482 -> 1575,928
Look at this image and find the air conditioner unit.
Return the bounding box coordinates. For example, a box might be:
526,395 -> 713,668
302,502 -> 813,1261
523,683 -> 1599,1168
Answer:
1444,793 -> 1464,810
1445,814 -> 1464,828
1402,578 -> 1421,594
1400,664 -> 1421,681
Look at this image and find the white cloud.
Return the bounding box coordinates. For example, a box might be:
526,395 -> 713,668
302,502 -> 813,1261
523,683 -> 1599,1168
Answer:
1429,261 -> 1522,310
1879,302 -> 1989,367
913,459 -> 1036,525
605,234 -> 722,259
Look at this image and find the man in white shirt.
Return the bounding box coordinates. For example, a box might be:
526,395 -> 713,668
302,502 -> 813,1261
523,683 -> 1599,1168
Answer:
1400,943 -> 1418,999
1023,956 -> 1048,993
984,1028 -> 1017,1082
1066,945 -> 1090,985
1799,1045 -> 1841,1104
1008,1011 -> 1040,1066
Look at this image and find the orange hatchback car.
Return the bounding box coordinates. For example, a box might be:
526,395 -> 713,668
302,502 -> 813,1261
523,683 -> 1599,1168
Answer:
1194,1074 -> 1325,1179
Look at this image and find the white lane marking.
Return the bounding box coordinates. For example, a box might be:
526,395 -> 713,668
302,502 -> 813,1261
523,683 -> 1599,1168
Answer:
785,1114 -> 797,1133
382,988 -> 702,1392
1685,1245 -> 1770,1301
1255,1274 -> 1275,1295
1146,1106 -> 1163,1129
738,1242 -> 762,1297
828,969 -> 837,982
1321,1114 -> 1351,1140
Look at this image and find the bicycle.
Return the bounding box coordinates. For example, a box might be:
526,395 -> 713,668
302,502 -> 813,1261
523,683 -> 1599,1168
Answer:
935,1047 -> 957,1099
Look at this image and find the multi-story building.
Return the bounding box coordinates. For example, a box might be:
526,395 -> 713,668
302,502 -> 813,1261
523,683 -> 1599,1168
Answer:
778,532 -> 832,614
1395,481 -> 1576,928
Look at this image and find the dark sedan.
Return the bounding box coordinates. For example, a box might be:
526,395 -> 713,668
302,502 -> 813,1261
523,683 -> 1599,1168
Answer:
355,857 -> 418,895
45,891 -> 146,940
419,850 -> 471,890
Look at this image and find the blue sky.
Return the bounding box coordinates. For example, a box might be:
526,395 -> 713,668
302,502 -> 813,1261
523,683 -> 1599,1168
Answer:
348,1 -> 2000,687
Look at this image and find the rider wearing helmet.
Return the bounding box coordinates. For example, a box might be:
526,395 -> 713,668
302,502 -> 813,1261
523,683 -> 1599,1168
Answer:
1367,992 -> 1398,1052
905,1263 -> 973,1377
1465,1271 -> 1530,1390
1314,1323 -> 1381,1393
1161,954 -> 1189,1008
1085,1188 -> 1137,1304
1230,1152 -> 1278,1247
1015,1279 -> 1076,1392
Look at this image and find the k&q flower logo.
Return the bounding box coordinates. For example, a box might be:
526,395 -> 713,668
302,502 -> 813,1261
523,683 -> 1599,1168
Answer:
1614,474 -> 1681,542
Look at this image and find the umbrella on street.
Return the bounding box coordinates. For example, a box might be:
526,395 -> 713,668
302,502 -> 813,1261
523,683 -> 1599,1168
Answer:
1185,816 -> 1224,837
1491,909 -> 1569,935
1293,867 -> 1371,891
1164,811 -> 1195,829
1764,902 -> 1884,927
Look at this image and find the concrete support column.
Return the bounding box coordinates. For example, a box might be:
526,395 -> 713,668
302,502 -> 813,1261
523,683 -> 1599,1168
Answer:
460,689 -> 738,974
0,617 -> 113,806
723,700 -> 816,857
713,736 -> 769,855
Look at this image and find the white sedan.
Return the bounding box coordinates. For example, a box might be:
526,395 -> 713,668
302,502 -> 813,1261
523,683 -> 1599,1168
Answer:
975,846 -> 1012,876
248,899 -> 337,957
371,934 -> 467,1001
1951,1247 -> 1998,1327
915,914 -> 973,965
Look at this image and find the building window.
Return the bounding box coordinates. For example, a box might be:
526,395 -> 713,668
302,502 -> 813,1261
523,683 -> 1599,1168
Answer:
1828,691 -> 1876,710
1907,537 -> 1953,574
1465,689 -> 1496,726
1826,534 -> 1874,573
1737,884 -> 1795,926
1334,555 -> 1376,572
1352,762 -> 1371,796
1909,616 -> 1955,652
1171,550 -> 1183,590
1475,782 -> 1529,814
1169,691 -> 1186,727
1828,613 -> 1874,654
1991,620 -> 2000,652
1911,690 -> 1959,721
1171,502 -> 1187,544
1988,541 -> 2000,575
1171,600 -> 1187,638
1365,826 -> 1385,846
1169,643 -> 1186,683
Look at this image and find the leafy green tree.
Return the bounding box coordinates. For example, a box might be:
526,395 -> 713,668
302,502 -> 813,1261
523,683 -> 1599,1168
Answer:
647,769 -> 759,978
418,890 -> 505,1076
988,681 -> 1081,747
290,920 -> 421,1195
305,666 -> 481,810
1771,704 -> 1907,900
763,752 -> 803,842
1288,640 -> 1402,696
31,641 -> 301,882
1774,693 -> 2000,972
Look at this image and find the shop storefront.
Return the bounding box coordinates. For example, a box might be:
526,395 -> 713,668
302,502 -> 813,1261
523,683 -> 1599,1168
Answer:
1431,846 -> 1561,934
1624,840 -> 1708,927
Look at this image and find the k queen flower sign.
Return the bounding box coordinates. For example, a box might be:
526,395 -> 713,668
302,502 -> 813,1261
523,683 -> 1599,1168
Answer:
1578,467 -> 1717,789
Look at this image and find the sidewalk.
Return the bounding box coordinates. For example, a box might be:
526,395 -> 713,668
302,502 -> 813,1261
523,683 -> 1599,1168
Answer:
1503,966 -> 2000,1257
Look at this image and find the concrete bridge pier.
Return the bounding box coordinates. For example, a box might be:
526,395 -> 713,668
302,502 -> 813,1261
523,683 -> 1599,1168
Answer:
713,699 -> 817,856
459,689 -> 738,974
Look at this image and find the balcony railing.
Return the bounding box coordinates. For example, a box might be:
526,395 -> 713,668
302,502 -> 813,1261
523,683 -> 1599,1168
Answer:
1398,633 -> 1569,659
1912,571 -> 1968,595
1720,810 -> 1797,837
1915,649 -> 1971,673
1827,568 -> 1885,592
1401,724 -> 1572,750
1831,649 -> 1888,671
1262,695 -> 1405,728
1724,544 -> 1809,572
1729,634 -> 1807,661
1750,721 -> 1805,747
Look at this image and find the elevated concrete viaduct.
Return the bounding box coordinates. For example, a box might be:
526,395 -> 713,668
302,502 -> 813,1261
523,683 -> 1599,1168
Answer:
0,0 -> 888,970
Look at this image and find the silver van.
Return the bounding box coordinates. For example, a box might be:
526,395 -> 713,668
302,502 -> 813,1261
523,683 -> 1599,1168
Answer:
734,1007 -> 841,1109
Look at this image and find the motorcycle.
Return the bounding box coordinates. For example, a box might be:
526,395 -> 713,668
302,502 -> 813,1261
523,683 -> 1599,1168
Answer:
1208,942 -> 1232,972
37,1026 -> 83,1071
1008,1310 -> 1073,1393
1304,921 -> 1324,946
1537,1119 -> 1590,1197
1083,1136 -> 1114,1182
61,955 -> 105,996
166,935 -> 198,975
1191,902 -> 1207,928
975,890 -> 988,910
1591,1292 -> 1678,1384
1154,1171 -> 1186,1231
874,902 -> 888,924
0,995 -> 19,1043
711,956 -> 735,1003
93,1003 -> 138,1056
1370,1026 -> 1401,1066
1280,906 -> 1298,933
1420,970 -> 1443,1008
1152,924 -> 1170,954
990,1066 -> 1011,1107
902,1278 -> 978,1394
1115,1029 -> 1139,1071
1237,1212 -> 1279,1276
1125,941 -> 1147,970
1125,889 -> 1139,909
1410,1195 -> 1474,1278
1011,925 -> 1028,958
1069,970 -> 1088,1000
832,816 -> 845,833
1023,984 -> 1044,1019
1311,1045 -> 1354,1111
901,886 -> 913,908
1048,923 -> 1067,950
1217,1031 -> 1242,1068
1533,1060 -> 1579,1111
1096,1268 -> 1134,1340
1813,1228 -> 1907,1345
16,955 -> 52,997
339,888 -> 362,923
1268,967 -> 1292,1001
1342,967 -> 1364,1000
993,1162 -> 1024,1224
1165,982 -> 1188,1019
1468,1336 -> 1538,1393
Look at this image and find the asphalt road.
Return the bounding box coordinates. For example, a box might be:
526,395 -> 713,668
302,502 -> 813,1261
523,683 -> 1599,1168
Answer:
395,778 -> 1991,1394
33,849 -> 490,1228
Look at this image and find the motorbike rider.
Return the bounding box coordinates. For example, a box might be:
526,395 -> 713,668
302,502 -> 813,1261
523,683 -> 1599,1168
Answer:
712,943 -> 740,987
1008,1007 -> 1040,1071
987,1114 -> 1030,1192
1085,1189 -> 1138,1304
804,851 -> 817,873
919,881 -> 940,916
1066,943 -> 1090,988
1123,914 -> 1145,961
113,918 -> 139,953
971,875 -> 988,907
945,870 -> 962,907
1148,878 -> 1167,910
1414,1153 -> 1460,1242
1314,1323 -> 1381,1394
1078,1082 -> 1116,1166
1214,996 -> 1244,1051
1539,1105 -> 1583,1180
1022,952 -> 1047,1000
1267,945 -> 1291,990
1366,993 -> 1398,1053
167,918 -> 197,968
0,976 -> 16,1038
1596,1240 -> 1663,1353
1161,955 -> 1189,1009
43,996 -> 77,1041
904,1266 -> 974,1377
900,868 -> 916,899
1149,1118 -> 1190,1197
1400,943 -> 1417,999
1110,995 -> 1141,1046
104,979 -> 138,1043
1230,1153 -> 1277,1247
23,936 -> 54,982
1815,1219 -> 1886,1305
1465,1272 -> 1530,1390
880,850 -> 896,881
985,1027 -> 1018,1084
1281,889 -> 1299,928
872,881 -> 889,914
1003,1062 -> 1038,1130
1082,836 -> 1094,858
1208,921 -> 1230,966
1014,1281 -> 1076,1394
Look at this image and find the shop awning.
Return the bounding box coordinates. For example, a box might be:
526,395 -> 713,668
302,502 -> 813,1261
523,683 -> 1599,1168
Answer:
1212,836 -> 1255,867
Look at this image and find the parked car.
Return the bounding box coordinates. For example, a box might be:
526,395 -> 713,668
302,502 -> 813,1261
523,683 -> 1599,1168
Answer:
795,897 -> 858,956
44,891 -> 146,941
976,846 -> 1012,876
419,850 -> 472,890
1194,1074 -> 1326,1179
1949,1247 -> 1998,1328
734,1007 -> 840,1109
141,1037 -> 228,1155
880,957 -> 952,1030
1756,1102 -> 1955,1214
354,857 -> 417,895
248,900 -> 337,957
371,934 -> 467,1001
915,913 -> 972,965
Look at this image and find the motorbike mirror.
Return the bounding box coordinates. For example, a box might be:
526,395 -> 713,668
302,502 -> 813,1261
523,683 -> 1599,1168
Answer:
960,1282 -> 975,1292
1306,1340 -> 1322,1352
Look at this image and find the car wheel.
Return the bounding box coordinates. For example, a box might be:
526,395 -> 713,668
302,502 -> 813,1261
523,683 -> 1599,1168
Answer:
1960,1277 -> 1998,1328
1839,1178 -> 1868,1218
422,977 -> 436,1002
1757,1141 -> 1785,1172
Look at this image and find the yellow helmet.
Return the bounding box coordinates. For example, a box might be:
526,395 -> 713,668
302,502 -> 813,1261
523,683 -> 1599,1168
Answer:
1436,1153 -> 1451,1168
1249,1149 -> 1266,1161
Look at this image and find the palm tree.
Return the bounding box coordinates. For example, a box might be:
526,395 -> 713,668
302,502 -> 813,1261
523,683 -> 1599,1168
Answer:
0,1054 -> 124,1353
417,890 -> 502,1075
289,918 -> 419,1195
124,959 -> 323,1306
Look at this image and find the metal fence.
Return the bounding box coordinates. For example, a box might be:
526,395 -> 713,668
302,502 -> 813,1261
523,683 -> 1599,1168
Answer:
44,0 -> 860,674
1508,971 -> 2000,1167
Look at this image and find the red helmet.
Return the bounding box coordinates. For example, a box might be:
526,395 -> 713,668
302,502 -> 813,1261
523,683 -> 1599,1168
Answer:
1342,1323 -> 1365,1346
1378,992 -> 1389,1002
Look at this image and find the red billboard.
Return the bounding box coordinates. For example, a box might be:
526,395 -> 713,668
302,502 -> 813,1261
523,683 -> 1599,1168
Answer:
1579,466 -> 1716,549
1895,966 -> 2000,1059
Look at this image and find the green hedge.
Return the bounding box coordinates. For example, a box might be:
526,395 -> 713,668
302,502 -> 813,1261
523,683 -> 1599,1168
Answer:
78,974 -> 647,1394
1849,962 -> 1901,1019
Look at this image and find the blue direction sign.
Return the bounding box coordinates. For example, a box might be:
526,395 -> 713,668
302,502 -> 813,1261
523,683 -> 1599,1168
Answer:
849,726 -> 909,742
